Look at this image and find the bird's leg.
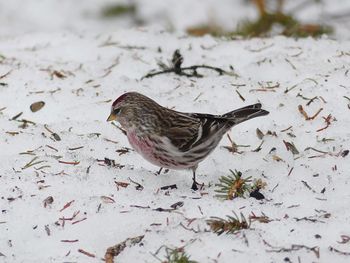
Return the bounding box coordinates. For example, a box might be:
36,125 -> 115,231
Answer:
191,169 -> 199,191
156,167 -> 163,175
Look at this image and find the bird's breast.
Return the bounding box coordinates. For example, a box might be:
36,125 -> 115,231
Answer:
127,131 -> 152,155
126,131 -> 193,169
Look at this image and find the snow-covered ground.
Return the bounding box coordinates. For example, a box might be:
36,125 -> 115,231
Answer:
1,1 -> 350,263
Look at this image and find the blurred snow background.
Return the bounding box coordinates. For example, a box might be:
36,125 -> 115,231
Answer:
1,0 -> 350,38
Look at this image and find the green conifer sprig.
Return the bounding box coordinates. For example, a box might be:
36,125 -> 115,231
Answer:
163,247 -> 198,263
215,169 -> 252,200
207,212 -> 250,235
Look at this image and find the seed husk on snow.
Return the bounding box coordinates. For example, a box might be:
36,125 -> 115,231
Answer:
43,196 -> 54,208
30,101 -> 45,112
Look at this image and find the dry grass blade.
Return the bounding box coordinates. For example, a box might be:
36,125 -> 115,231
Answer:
298,105 -> 323,120
77,249 -> 95,258
317,114 -> 334,132
22,156 -> 46,170
223,134 -> 239,153
329,246 -> 350,256
235,89 -> 245,102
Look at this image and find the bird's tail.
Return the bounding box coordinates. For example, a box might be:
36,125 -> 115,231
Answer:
222,103 -> 269,125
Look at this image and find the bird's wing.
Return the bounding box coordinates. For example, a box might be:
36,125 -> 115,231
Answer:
162,104 -> 268,153
165,112 -> 228,152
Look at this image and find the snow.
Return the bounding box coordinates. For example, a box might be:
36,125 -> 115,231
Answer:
1,1 -> 350,263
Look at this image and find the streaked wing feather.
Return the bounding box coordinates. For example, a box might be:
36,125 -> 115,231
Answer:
163,104 -> 268,153
166,125 -> 200,151
166,112 -> 227,152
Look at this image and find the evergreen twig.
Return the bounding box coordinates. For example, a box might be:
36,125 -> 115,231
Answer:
215,170 -> 252,200
207,212 -> 250,235
153,246 -> 197,263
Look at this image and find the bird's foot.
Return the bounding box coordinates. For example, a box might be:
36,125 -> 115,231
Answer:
155,167 -> 163,176
191,180 -> 203,191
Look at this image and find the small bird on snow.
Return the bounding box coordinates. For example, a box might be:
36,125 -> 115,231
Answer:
107,92 -> 269,190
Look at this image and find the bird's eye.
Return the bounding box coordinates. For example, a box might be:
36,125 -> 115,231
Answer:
113,108 -> 121,115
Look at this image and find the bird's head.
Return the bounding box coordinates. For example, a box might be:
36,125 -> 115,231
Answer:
107,92 -> 153,130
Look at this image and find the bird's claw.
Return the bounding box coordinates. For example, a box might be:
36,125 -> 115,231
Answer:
155,167 -> 163,175
191,180 -> 202,191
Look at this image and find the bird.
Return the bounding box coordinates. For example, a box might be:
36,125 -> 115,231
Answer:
107,92 -> 269,190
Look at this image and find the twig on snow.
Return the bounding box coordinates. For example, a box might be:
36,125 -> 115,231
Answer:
141,50 -> 235,80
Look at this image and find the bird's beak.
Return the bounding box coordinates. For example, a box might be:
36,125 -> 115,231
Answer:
107,112 -> 117,122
